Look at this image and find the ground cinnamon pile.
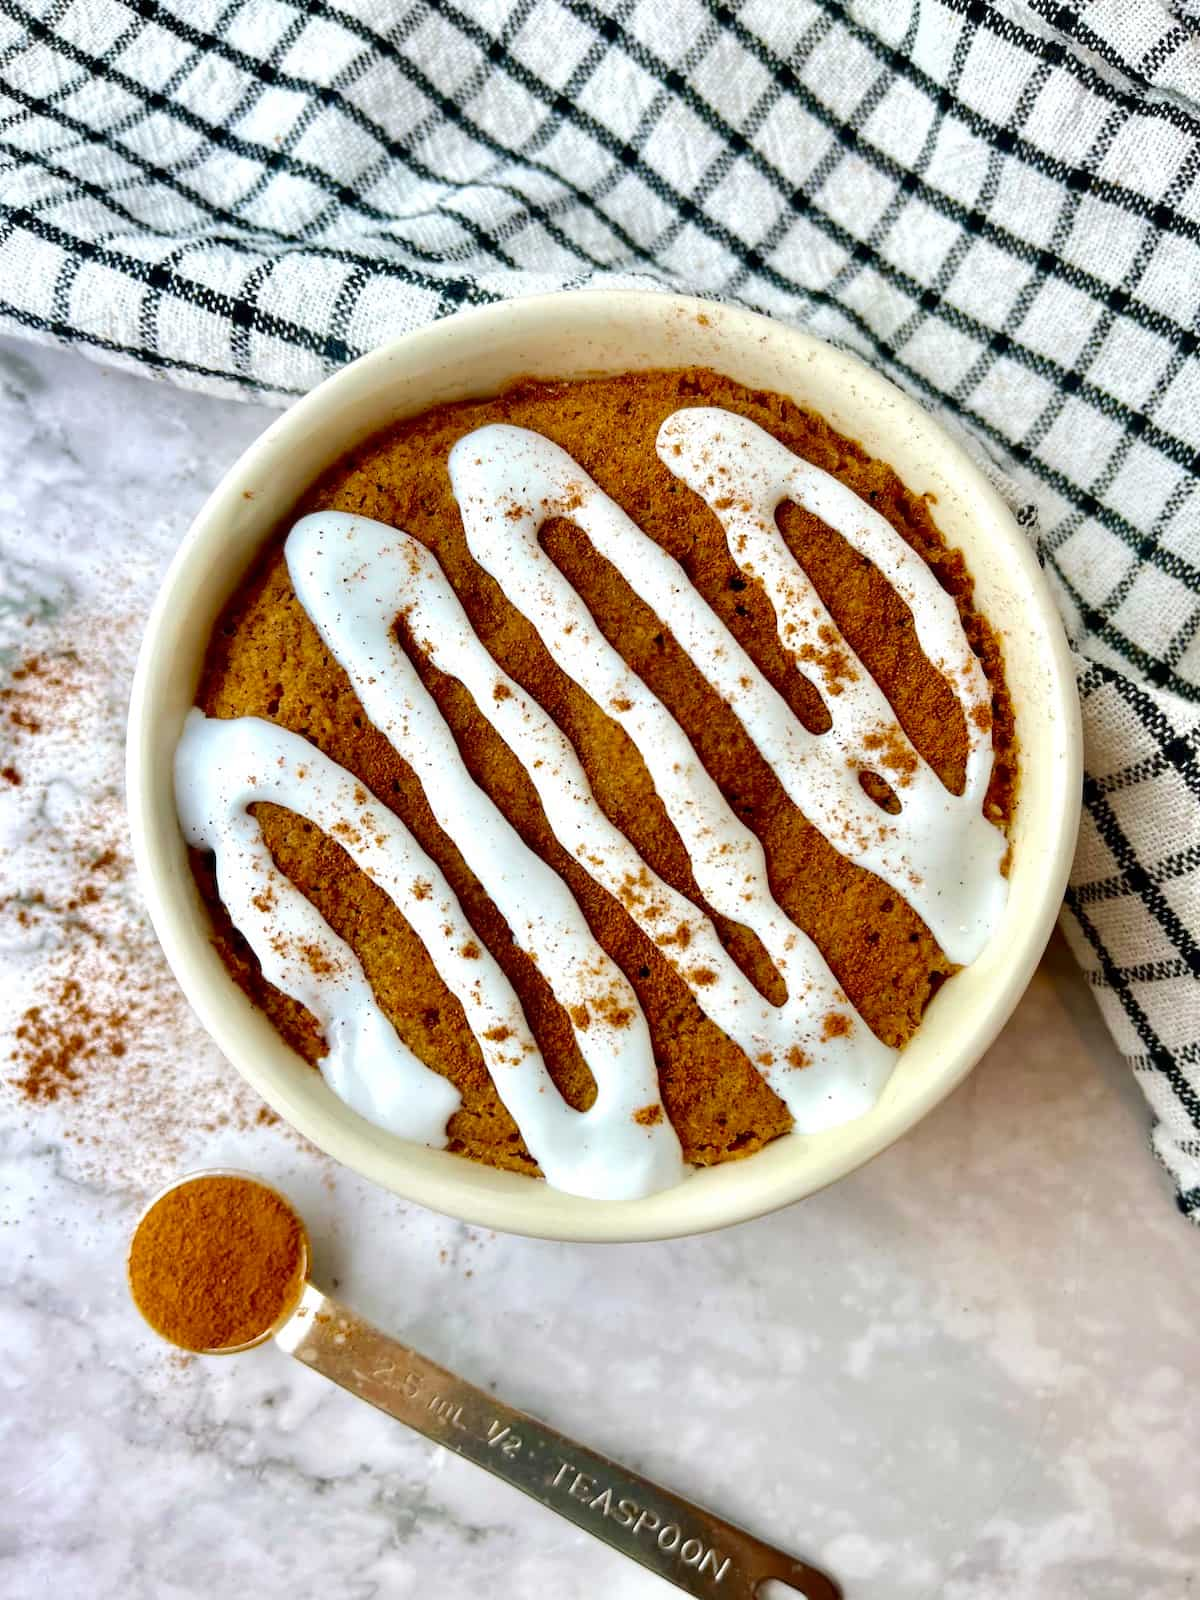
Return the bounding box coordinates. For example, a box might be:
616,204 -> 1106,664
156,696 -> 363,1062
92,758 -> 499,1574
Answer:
127,1174 -> 306,1351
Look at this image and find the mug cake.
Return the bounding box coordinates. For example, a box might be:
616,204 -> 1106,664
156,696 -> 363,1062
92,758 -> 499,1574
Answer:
176,368 -> 1016,1202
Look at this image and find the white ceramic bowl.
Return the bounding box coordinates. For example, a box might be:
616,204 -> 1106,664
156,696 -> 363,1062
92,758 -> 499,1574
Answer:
127,290 -> 1081,1242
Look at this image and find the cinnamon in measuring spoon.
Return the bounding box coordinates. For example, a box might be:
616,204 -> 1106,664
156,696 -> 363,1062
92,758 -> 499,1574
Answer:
127,1173 -> 307,1352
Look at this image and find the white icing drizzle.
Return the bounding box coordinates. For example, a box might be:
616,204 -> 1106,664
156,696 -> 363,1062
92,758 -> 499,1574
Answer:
659,407 -> 1007,960
176,406 -> 1011,1201
287,511 -> 896,1132
175,708 -> 683,1201
451,420 -> 1006,964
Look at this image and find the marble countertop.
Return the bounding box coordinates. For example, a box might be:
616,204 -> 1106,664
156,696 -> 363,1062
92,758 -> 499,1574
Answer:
1,336 -> 1197,1600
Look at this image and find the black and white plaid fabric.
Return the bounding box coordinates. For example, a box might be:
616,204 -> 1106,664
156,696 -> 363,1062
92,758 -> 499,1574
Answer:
2,0 -> 1198,1221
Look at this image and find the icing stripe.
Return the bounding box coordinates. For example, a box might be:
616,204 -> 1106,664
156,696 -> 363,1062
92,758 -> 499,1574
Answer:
175,709 -> 684,1201
286,511 -> 897,1128
658,406 -> 1005,960
450,421 -> 1006,964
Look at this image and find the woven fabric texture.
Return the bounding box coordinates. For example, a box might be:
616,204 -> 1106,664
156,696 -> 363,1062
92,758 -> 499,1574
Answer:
1,0 -> 1198,1218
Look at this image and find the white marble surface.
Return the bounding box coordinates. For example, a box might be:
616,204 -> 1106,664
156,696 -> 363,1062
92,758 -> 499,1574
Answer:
1,336 -> 1197,1600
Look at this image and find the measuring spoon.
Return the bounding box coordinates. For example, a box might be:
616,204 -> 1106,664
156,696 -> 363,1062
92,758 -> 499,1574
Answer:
130,1172 -> 838,1600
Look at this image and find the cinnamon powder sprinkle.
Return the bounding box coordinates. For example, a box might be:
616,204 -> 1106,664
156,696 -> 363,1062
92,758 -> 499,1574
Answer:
11,977 -> 129,1103
301,943 -> 337,976
821,1012 -> 852,1040
3,648 -> 286,1186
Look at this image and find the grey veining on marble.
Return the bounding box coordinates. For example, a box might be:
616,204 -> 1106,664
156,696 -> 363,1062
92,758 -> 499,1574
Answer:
0,335 -> 1196,1600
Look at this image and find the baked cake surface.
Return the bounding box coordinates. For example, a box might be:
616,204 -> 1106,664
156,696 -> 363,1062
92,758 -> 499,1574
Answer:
183,367 -> 1016,1197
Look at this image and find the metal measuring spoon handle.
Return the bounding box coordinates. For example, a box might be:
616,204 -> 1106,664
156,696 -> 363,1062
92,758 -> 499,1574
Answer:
277,1284 -> 837,1600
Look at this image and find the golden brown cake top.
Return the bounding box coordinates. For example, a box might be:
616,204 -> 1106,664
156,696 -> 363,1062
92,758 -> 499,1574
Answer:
180,368 -> 1016,1200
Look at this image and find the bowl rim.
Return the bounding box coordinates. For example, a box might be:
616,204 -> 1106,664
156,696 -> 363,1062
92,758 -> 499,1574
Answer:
127,288 -> 1082,1242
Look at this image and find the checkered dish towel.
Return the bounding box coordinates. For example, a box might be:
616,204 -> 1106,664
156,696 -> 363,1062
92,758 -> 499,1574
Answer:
2,0 -> 1198,1220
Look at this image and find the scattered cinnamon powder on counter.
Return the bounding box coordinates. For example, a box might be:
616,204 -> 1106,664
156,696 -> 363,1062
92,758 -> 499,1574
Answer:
11,975 -> 131,1103
1,641 -> 296,1189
